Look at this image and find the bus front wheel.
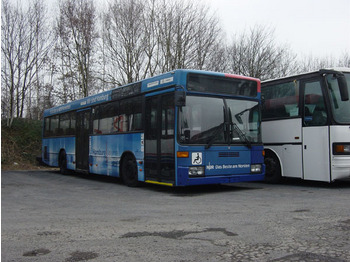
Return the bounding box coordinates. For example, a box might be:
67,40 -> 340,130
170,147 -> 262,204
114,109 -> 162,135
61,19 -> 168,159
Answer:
264,152 -> 282,183
121,155 -> 139,187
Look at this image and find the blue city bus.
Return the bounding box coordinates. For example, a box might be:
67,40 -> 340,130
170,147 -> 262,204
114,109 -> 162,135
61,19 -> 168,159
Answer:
42,69 -> 265,186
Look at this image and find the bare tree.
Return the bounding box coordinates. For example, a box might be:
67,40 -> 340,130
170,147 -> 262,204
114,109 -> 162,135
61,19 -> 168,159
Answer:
339,53 -> 350,68
101,0 -> 146,86
142,0 -> 162,78
1,0 -> 52,125
227,25 -> 297,80
101,0 -> 223,85
297,52 -> 350,73
190,4 -> 222,70
54,0 -> 98,98
204,43 -> 229,72
157,0 -> 199,71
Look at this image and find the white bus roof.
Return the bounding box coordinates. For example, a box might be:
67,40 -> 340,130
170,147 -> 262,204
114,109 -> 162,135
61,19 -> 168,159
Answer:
263,67 -> 350,83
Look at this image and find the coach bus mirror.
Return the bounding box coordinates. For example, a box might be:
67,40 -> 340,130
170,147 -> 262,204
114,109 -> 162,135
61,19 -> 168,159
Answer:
261,95 -> 265,106
175,91 -> 186,107
337,74 -> 349,101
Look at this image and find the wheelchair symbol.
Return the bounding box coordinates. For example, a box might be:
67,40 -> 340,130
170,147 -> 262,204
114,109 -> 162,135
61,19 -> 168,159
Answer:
192,152 -> 202,165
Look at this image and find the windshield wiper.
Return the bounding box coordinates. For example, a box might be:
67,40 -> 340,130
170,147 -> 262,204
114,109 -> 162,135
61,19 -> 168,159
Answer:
205,123 -> 225,149
228,107 -> 251,148
231,122 -> 251,148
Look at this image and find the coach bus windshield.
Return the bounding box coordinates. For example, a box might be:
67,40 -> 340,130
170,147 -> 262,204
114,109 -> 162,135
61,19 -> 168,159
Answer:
178,96 -> 261,146
327,72 -> 350,124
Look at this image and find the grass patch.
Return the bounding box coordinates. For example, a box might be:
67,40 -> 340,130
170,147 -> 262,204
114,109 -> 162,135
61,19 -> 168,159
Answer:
2,118 -> 43,170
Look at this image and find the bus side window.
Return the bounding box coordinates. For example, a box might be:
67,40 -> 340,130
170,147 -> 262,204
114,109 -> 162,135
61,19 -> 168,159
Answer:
132,97 -> 142,131
98,102 -> 119,134
303,81 -> 328,126
92,106 -> 101,134
51,115 -> 59,136
69,113 -> 76,135
162,101 -> 174,136
44,118 -> 50,137
262,81 -> 299,120
119,96 -> 142,132
60,113 -> 70,135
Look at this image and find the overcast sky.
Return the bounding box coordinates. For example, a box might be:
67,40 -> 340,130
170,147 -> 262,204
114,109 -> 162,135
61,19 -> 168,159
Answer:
204,0 -> 350,59
45,0 -> 349,59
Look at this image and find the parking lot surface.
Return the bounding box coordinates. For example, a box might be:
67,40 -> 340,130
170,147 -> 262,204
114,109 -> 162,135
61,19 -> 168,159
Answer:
2,170 -> 350,261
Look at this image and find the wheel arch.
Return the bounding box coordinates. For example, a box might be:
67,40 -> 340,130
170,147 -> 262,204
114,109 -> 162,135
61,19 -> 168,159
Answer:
120,151 -> 140,187
119,151 -> 137,176
58,148 -> 66,166
264,147 -> 284,178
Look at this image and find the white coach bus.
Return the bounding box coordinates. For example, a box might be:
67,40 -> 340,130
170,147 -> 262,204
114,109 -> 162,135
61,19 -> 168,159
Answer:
261,68 -> 350,182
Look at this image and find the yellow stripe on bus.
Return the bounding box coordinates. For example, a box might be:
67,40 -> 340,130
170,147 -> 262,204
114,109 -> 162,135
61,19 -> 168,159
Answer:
145,180 -> 173,187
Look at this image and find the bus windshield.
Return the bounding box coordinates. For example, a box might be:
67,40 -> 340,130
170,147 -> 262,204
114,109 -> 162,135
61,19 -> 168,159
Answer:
327,72 -> 350,124
178,96 -> 261,146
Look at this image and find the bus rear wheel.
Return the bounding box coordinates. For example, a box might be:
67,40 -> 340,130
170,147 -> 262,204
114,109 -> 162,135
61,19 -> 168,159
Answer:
264,152 -> 282,183
121,155 -> 139,187
59,150 -> 68,175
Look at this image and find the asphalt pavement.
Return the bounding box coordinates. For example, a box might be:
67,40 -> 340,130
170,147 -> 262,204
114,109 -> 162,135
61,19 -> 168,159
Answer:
2,170 -> 350,261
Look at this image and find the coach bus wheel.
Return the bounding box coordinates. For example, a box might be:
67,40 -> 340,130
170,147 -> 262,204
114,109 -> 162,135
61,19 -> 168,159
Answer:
264,152 -> 281,183
121,155 -> 139,187
59,151 -> 68,175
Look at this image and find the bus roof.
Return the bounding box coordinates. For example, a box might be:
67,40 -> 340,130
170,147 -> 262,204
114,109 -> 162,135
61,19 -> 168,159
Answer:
262,67 -> 350,84
44,69 -> 260,117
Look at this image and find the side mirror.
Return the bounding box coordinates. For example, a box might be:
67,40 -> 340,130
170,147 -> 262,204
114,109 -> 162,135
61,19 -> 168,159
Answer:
337,74 -> 349,101
175,90 -> 186,107
321,69 -> 349,101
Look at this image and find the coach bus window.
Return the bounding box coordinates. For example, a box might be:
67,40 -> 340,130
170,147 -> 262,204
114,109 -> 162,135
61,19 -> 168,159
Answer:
304,80 -> 328,126
327,73 -> 350,124
262,81 -> 299,119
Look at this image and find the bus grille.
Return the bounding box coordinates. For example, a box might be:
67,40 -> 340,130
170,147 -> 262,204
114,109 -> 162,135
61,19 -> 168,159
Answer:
218,152 -> 239,157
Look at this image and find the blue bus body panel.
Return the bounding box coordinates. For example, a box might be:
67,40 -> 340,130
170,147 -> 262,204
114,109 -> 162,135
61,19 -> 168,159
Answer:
44,92 -> 111,117
141,70 -> 227,93
176,145 -> 265,186
89,133 -> 144,179
42,137 -> 75,169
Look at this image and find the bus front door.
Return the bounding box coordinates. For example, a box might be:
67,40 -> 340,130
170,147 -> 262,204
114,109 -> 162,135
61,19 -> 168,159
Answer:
76,109 -> 91,171
145,94 -> 175,185
302,79 -> 330,182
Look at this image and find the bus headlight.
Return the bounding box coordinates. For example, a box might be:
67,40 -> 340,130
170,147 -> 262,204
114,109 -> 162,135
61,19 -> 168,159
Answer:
333,143 -> 350,155
251,164 -> 262,174
189,166 -> 205,177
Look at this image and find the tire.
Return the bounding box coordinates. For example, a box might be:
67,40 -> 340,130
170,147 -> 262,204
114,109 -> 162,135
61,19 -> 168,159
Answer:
264,152 -> 282,183
59,151 -> 68,175
121,155 -> 139,187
